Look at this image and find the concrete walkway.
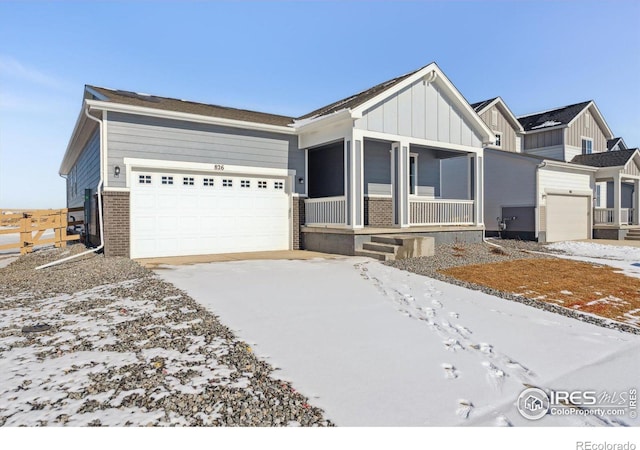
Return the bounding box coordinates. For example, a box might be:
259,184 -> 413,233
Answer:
137,249 -> 339,268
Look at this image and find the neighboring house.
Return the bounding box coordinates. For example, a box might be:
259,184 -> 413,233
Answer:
572,149 -> 640,239
60,62 -> 495,259
517,101 -> 614,162
470,98 -> 597,242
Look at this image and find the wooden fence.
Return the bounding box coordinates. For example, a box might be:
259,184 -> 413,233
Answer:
0,207 -> 84,255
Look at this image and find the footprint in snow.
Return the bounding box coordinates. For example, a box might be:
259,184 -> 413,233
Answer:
482,361 -> 506,390
443,338 -> 464,352
448,311 -> 459,319
441,363 -> 460,379
431,299 -> 443,309
455,325 -> 472,337
456,400 -> 474,419
495,415 -> 512,427
503,358 -> 534,377
421,307 -> 436,318
479,343 -> 493,355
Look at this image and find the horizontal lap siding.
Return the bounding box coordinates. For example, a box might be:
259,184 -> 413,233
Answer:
68,129 -> 101,208
106,112 -> 303,192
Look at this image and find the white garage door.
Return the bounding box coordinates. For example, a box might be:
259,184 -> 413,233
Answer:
545,194 -> 590,242
130,171 -> 290,258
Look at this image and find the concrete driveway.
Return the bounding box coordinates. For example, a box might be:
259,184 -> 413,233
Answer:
155,257 -> 640,426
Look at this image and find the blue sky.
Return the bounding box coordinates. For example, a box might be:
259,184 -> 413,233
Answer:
1,1 -> 639,208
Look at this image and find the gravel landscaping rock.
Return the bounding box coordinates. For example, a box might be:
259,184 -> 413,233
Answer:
0,245 -> 332,426
387,240 -> 640,336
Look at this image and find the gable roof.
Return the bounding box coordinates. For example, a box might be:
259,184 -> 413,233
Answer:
470,96 -> 524,133
470,98 -> 498,113
86,85 -> 295,127
517,101 -> 592,131
297,65 -> 426,120
607,137 -> 627,151
570,148 -> 638,167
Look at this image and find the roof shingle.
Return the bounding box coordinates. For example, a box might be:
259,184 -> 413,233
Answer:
517,101 -> 591,131
570,148 -> 638,167
470,97 -> 498,113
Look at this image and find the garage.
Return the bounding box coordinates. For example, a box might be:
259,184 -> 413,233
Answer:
130,170 -> 290,258
545,194 -> 590,242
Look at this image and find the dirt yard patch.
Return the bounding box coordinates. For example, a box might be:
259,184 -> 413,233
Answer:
441,258 -> 640,326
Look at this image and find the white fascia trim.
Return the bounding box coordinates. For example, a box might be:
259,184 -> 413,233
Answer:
521,124 -> 568,134
543,188 -> 593,197
292,109 -> 352,133
474,98 -> 500,116
86,99 -> 296,135
566,101 -> 614,139
493,98 -> 525,133
351,63 -> 495,144
361,129 -> 482,154
85,86 -> 109,101
123,157 -> 291,177
103,187 -> 130,192
541,160 -> 598,172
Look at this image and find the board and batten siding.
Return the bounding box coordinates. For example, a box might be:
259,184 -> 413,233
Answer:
67,128 -> 101,208
522,128 -> 563,151
479,105 -> 518,153
106,112 -> 305,194
483,150 -> 537,232
354,80 -> 483,148
538,167 -> 593,207
565,107 -> 608,152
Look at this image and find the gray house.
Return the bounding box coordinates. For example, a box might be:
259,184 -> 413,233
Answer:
60,62 -> 494,259
475,98 -> 638,241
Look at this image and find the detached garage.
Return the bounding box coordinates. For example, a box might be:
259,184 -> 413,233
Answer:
484,149 -> 596,242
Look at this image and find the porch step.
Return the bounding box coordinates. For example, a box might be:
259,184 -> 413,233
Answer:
624,235 -> 640,241
355,249 -> 395,261
362,242 -> 400,254
627,229 -> 640,236
370,235 -> 405,246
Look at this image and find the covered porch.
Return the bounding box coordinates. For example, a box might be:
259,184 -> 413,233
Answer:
593,172 -> 639,239
303,135 -> 483,230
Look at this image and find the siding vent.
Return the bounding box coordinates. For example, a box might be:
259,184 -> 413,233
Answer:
139,175 -> 151,184
203,178 -> 214,187
585,112 -> 590,129
241,180 -> 251,188
222,179 -> 233,187
274,181 -> 284,190
258,181 -> 267,189
183,177 -> 194,186
491,110 -> 498,127
161,176 -> 174,185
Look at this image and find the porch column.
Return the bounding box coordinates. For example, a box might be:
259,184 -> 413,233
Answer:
391,141 -> 410,227
344,135 -> 364,228
613,173 -> 621,227
634,179 -> 640,225
472,150 -> 484,226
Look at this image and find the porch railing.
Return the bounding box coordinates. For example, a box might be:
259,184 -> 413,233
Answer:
409,198 -> 474,226
593,208 -> 634,225
304,196 -> 346,226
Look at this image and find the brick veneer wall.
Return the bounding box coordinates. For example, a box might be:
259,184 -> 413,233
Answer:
292,197 -> 305,250
102,190 -> 130,257
364,197 -> 393,227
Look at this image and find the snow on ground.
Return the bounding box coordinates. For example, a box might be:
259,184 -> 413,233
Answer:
547,241 -> 640,278
157,258 -> 640,427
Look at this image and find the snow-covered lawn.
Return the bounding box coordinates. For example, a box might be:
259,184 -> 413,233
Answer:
547,241 -> 640,278
156,257 -> 640,427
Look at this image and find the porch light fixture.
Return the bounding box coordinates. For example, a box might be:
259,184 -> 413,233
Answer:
114,165 -> 121,177
298,177 -> 304,184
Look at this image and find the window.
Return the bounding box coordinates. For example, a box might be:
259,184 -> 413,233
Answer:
582,138 -> 593,155
138,175 -> 151,184
222,179 -> 233,187
274,181 -> 284,190
241,180 -> 251,188
203,178 -> 214,187
409,154 -> 418,195
161,176 -> 174,185
258,181 -> 267,189
183,177 -> 194,186
494,132 -> 502,147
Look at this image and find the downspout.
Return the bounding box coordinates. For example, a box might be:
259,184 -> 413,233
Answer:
535,161 -> 546,242
36,105 -> 105,270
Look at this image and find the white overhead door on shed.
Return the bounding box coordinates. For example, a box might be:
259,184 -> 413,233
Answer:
130,171 -> 290,258
545,194 -> 590,242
